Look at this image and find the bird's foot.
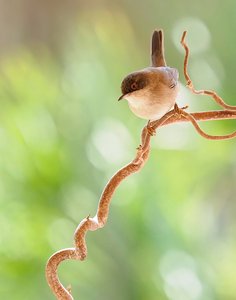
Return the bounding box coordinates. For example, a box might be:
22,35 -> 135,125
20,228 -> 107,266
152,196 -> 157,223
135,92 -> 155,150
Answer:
174,103 -> 188,118
147,120 -> 156,136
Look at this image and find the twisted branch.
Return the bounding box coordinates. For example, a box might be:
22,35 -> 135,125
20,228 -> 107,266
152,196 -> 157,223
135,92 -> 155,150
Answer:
46,30 -> 236,300
45,110 -> 236,300
181,31 -> 236,110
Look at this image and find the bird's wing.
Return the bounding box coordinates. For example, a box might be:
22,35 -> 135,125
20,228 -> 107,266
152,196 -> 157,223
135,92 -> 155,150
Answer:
160,67 -> 179,88
151,29 -> 167,67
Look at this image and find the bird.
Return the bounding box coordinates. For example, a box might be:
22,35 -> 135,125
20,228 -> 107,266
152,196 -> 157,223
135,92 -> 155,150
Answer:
118,29 -> 179,121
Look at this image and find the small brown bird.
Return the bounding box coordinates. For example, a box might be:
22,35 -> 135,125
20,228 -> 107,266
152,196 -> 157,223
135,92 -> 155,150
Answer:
118,30 -> 179,121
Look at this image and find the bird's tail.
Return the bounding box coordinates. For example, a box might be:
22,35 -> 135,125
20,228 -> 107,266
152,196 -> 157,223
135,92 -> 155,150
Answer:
151,29 -> 167,67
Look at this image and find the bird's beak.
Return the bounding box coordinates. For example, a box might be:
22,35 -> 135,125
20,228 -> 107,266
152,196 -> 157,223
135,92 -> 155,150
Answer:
118,94 -> 125,101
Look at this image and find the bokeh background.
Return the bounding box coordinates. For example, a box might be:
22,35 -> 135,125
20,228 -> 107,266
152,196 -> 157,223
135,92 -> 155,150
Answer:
0,0 -> 236,299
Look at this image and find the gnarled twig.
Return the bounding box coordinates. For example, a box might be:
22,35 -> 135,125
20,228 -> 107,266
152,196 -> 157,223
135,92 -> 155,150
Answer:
45,109 -> 236,300
181,31 -> 236,110
46,30 -> 236,300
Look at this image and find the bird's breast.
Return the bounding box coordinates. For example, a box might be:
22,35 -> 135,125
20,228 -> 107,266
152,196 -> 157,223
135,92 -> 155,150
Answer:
126,84 -> 178,120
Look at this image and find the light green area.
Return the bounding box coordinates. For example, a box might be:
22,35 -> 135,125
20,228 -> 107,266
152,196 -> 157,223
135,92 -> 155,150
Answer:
0,1 -> 236,299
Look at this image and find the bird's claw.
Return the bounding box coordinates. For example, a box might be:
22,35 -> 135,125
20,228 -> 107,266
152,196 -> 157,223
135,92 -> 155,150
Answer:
174,103 -> 181,115
174,103 -> 188,118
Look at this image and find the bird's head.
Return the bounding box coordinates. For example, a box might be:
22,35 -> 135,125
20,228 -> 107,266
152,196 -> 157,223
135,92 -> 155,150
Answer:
118,69 -> 151,101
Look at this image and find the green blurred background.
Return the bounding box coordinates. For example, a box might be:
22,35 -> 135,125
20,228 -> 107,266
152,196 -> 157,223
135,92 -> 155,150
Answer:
0,0 -> 236,299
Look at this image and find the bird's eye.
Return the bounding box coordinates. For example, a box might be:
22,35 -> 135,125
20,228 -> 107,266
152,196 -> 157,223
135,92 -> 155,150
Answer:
131,82 -> 138,90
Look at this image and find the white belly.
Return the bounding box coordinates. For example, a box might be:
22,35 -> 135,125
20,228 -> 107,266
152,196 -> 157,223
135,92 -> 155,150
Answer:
126,88 -> 178,120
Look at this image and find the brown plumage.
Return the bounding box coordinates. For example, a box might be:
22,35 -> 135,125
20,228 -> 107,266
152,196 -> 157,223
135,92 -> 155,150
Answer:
119,30 -> 179,120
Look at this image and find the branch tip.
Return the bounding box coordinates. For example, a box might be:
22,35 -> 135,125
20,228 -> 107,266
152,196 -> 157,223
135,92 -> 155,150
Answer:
181,30 -> 187,44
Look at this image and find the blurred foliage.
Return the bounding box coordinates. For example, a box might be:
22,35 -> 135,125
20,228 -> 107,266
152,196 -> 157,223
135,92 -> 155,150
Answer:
0,1 -> 236,300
